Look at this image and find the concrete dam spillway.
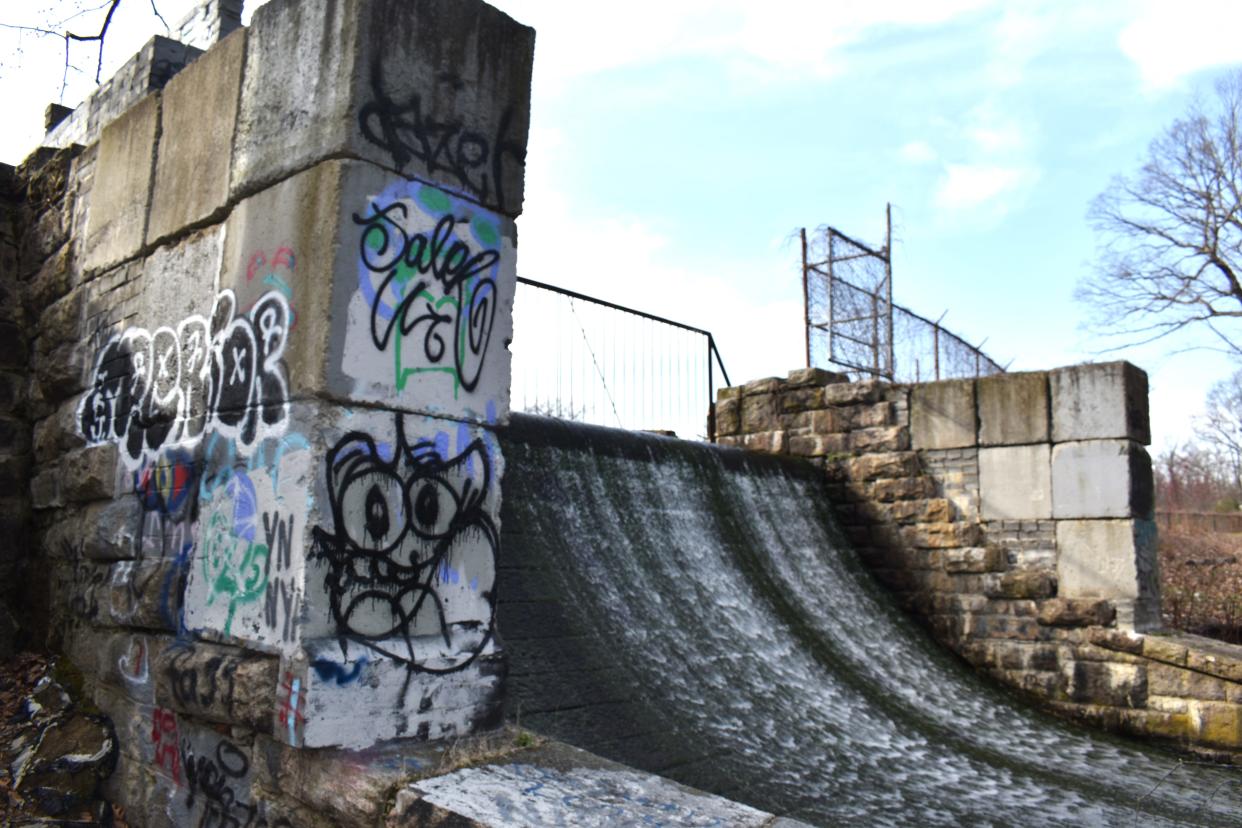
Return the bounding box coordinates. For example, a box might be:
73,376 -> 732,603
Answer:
497,414 -> 1241,827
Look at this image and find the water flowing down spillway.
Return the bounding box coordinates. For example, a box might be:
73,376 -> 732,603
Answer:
496,415 -> 1242,827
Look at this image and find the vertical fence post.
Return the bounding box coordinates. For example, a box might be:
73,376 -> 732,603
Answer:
707,334 -> 716,443
801,227 -> 811,369
885,202 -> 894,381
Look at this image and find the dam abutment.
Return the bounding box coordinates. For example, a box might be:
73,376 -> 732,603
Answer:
719,364 -> 1242,758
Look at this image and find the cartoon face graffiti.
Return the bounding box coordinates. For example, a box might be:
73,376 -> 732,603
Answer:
311,417 -> 497,673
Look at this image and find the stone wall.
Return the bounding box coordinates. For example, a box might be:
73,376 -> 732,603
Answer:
718,366 -> 1242,759
14,0 -> 535,823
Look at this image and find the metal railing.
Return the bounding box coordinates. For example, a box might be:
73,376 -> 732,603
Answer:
512,277 -> 731,441
802,209 -> 1007,382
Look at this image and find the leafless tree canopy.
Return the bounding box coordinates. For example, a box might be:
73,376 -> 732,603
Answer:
1081,71 -> 1242,356
1196,368 -> 1242,492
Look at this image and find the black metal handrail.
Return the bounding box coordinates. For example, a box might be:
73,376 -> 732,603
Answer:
511,276 -> 725,439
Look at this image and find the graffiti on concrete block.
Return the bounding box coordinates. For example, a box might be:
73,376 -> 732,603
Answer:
310,415 -> 497,676
79,289 -> 290,469
151,707 -> 181,785
351,181 -> 504,401
183,431 -> 310,646
198,472 -> 270,638
357,60 -> 525,213
277,671 -> 307,747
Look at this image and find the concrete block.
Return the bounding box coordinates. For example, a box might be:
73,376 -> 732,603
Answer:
911,379 -> 976,449
232,0 -> 535,218
153,640 -> 277,731
979,444 -> 1051,519
147,26 -> 246,243
181,402 -> 504,678
1051,362 -> 1150,444
977,371 -> 1048,446
220,159 -> 516,424
1056,519 -> 1160,630
1052,440 -> 1153,519
84,94 -> 160,273
280,638 -> 505,748
135,225 -> 222,330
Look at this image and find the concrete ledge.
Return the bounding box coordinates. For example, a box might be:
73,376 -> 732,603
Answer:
977,371 -> 1048,446
147,26 -> 247,244
83,94 -> 160,273
391,740 -> 813,827
1051,362 -> 1150,444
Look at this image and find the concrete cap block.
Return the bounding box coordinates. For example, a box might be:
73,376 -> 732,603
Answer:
83,94 -> 160,273
1056,518 -> 1160,630
911,379 -> 976,449
1052,439 -> 1154,519
147,26 -> 247,244
232,0 -> 534,218
979,443 -> 1051,519
134,226 -> 223,331
1051,362 -> 1150,444
977,371 -> 1048,446
220,159 -> 515,425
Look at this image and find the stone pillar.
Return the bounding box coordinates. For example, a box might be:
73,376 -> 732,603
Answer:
1049,363 -> 1158,630
72,0 -> 533,752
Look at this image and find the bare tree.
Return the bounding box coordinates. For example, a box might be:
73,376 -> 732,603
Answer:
1081,71 -> 1242,356
0,0 -> 169,102
1196,369 -> 1242,495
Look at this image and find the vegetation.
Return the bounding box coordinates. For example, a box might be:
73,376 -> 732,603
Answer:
1081,70 -> 1242,356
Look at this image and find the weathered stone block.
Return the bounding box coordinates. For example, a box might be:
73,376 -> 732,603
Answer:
30,466 -> 61,509
1061,660 -> 1146,707
742,430 -> 787,454
979,444 -> 1051,519
786,366 -> 848,386
900,521 -> 981,549
33,399 -> 86,463
885,498 -> 952,525
977,371 -> 1048,446
848,426 -> 909,453
841,451 -> 920,481
107,558 -> 182,631
1056,519 -> 1160,631
1051,440 -> 1153,519
60,444 -> 120,502
911,379 -> 975,449
741,393 -> 780,433
779,386 -> 825,413
988,570 -> 1056,600
822,380 -> 884,406
943,546 -> 1005,573
714,396 -> 740,435
232,0 -> 535,218
866,476 -> 935,502
147,26 -> 247,243
1036,598 -> 1115,628
1142,635 -> 1189,666
84,94 -> 160,273
1051,362 -> 1150,445
154,641 -> 278,731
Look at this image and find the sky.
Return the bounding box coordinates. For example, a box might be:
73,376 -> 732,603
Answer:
3,0 -> 1242,452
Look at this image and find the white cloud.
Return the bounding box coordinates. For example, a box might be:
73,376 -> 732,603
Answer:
934,163 -> 1037,213
1119,0 -> 1242,90
492,0 -> 994,90
899,140 -> 938,164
